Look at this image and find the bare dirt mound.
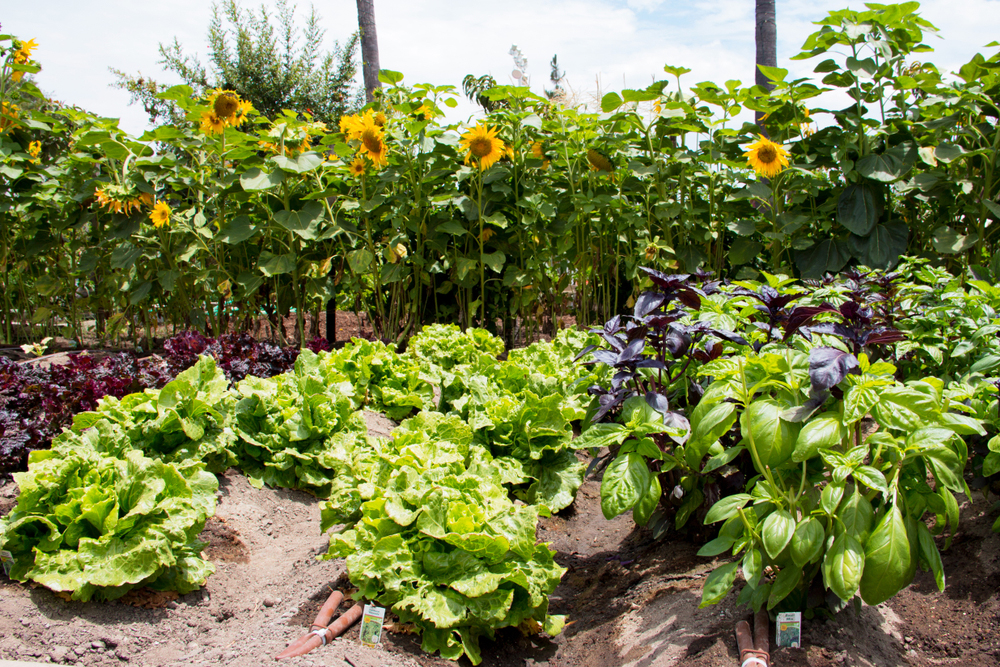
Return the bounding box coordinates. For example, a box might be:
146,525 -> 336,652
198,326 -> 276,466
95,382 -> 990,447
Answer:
2,471 -> 999,667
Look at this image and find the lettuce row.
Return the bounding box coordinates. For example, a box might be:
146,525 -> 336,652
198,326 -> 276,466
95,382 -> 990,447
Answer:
0,443 -> 217,601
324,459 -> 564,665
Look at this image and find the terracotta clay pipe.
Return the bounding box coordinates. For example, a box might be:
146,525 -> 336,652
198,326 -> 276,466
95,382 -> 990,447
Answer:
276,591 -> 362,660
734,611 -> 770,667
754,608 -> 770,656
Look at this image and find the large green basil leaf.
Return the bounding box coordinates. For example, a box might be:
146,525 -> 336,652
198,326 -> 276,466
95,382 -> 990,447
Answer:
686,400 -> 738,468
742,399 -> 799,468
859,505 -> 913,605
793,412 -> 846,462
762,509 -> 796,559
824,532 -> 865,602
790,517 -> 825,567
600,453 -> 651,520
699,562 -> 739,608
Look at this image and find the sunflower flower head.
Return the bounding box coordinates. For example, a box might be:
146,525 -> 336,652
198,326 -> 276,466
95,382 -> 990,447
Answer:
150,201 -> 172,228
11,38 -> 38,82
93,184 -> 152,216
587,149 -> 614,173
0,102 -> 20,133
348,156 -> 366,177
744,134 -> 789,178
200,111 -> 226,135
460,123 -> 505,171
27,140 -> 41,163
357,114 -> 388,167
374,111 -> 387,127
340,113 -> 364,140
205,89 -> 253,128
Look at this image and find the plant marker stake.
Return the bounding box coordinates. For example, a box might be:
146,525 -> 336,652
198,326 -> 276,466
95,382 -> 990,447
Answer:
275,601 -> 363,660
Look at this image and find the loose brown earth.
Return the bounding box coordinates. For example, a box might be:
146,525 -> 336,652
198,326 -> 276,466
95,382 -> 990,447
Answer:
2,456 -> 999,667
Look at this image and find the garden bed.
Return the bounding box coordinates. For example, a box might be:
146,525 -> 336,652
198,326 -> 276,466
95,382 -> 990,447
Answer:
2,464 -> 998,667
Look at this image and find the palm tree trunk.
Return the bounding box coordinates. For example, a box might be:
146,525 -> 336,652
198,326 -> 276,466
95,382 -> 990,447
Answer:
755,0 -> 776,134
356,0 -> 381,102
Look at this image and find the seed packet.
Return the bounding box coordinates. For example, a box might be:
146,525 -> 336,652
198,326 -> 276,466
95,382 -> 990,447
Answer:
359,604 -> 386,647
776,611 -> 801,648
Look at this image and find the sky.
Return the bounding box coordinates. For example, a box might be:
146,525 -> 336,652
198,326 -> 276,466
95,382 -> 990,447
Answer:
4,0 -> 1000,136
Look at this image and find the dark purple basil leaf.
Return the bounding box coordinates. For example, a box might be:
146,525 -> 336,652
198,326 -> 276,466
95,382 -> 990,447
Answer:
863,329 -> 906,346
809,346 -> 860,393
708,329 -> 749,347
604,315 -> 621,335
808,322 -> 856,343
591,392 -> 624,423
591,350 -> 620,366
610,370 -> 634,391
664,326 -> 692,358
640,267 -> 690,289
701,281 -> 723,295
600,331 -> 626,352
634,292 -> 666,318
645,391 -> 670,417
573,344 -> 598,362
783,304 -> 839,341
635,359 -> 667,370
618,338 -> 645,363
676,288 -> 702,310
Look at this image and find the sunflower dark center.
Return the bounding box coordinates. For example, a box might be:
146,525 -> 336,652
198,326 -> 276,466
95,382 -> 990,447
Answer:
362,129 -> 382,154
470,137 -> 493,159
214,94 -> 240,118
758,145 -> 777,163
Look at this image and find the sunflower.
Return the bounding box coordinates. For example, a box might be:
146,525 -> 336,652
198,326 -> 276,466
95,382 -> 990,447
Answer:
150,202 -> 172,228
27,140 -> 41,163
200,111 -> 227,135
460,123 -> 505,171
348,156 -> 366,177
340,113 -> 364,140
358,124 -> 388,166
0,102 -> 20,133
587,149 -> 614,173
744,134 -> 789,178
11,38 -> 38,82
93,185 -> 152,215
374,111 -> 387,127
204,89 -> 253,128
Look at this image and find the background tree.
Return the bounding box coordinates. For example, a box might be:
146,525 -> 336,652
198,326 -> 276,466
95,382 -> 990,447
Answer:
111,0 -> 361,127
356,0 -> 381,102
755,0 -> 777,132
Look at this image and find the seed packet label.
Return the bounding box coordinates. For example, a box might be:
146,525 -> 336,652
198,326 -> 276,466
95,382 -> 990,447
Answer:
776,611 -> 801,648
359,604 -> 385,647
0,550 -> 13,577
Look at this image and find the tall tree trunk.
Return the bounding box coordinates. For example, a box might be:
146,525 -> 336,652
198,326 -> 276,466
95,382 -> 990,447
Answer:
755,0 -> 777,134
356,0 -> 381,102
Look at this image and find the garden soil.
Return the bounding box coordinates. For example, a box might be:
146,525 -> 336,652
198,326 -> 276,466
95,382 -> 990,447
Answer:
3,442 -> 1000,666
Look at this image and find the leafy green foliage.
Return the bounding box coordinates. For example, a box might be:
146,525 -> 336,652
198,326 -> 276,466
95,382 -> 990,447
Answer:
232,351 -> 364,495
70,356 -> 238,473
0,443 -> 217,601
324,462 -> 564,665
